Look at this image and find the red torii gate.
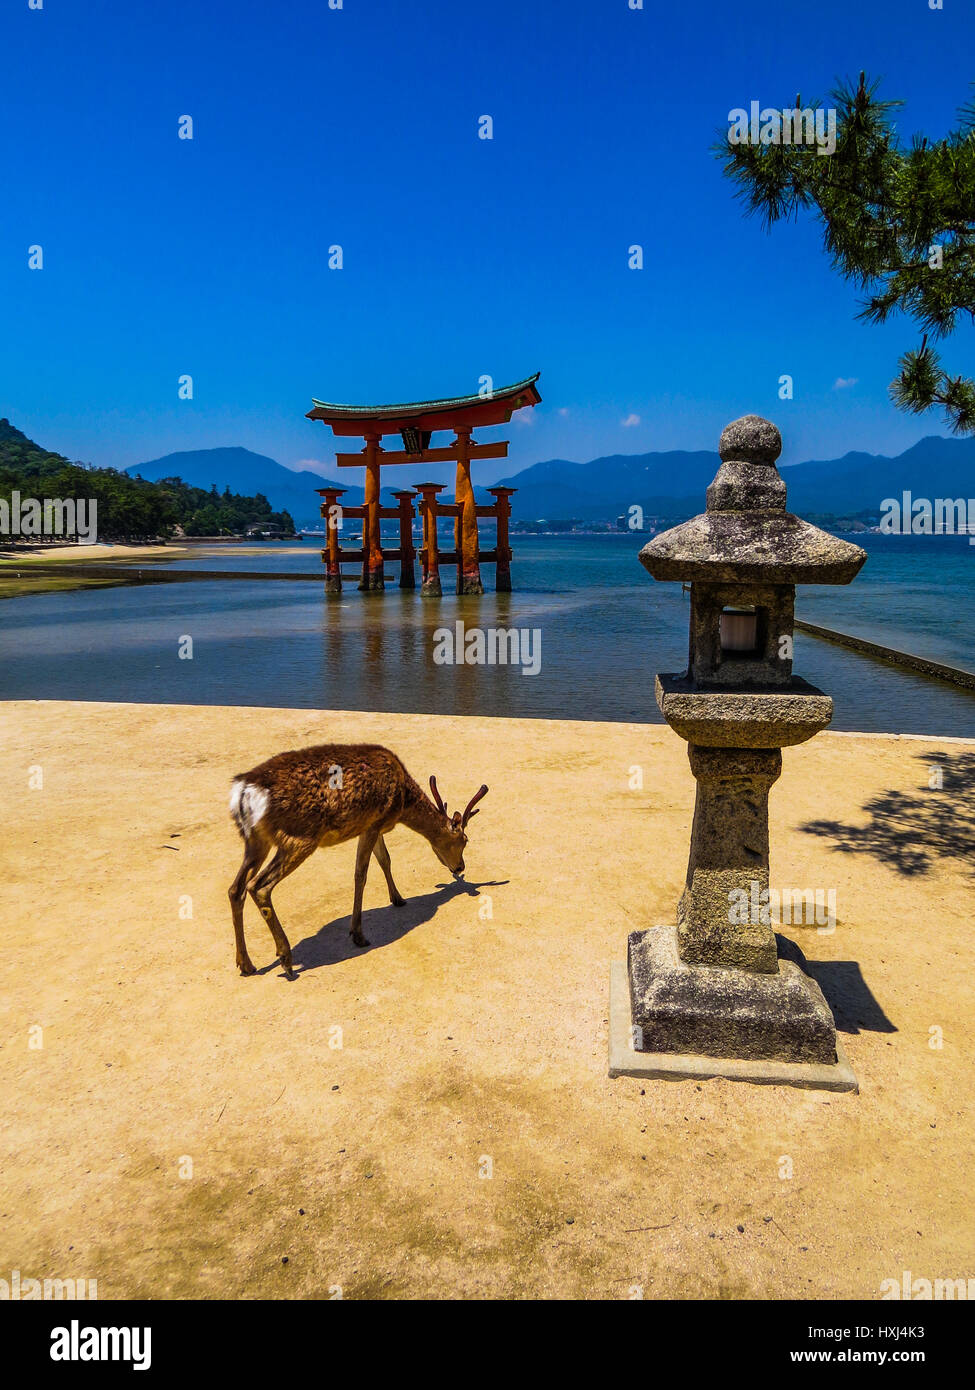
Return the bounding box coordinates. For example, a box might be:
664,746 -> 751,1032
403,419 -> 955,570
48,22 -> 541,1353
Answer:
306,374 -> 541,594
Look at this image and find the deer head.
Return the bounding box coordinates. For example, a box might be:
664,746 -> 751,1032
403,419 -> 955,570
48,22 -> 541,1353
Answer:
428,776 -> 489,876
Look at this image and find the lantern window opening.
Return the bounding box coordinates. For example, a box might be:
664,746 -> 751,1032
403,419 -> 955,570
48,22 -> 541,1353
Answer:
719,605 -> 763,660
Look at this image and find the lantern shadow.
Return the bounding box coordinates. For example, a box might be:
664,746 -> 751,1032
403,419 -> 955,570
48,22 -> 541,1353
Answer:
797,750 -> 975,877
777,936 -> 896,1035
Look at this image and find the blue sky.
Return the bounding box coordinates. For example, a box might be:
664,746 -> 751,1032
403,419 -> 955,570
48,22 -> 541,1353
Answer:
3,0 -> 973,485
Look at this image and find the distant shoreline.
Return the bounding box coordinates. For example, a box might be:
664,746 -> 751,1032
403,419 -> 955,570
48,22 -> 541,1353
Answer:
0,541 -> 307,599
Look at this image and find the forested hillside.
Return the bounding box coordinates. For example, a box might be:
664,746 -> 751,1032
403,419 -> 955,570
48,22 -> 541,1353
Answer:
0,420 -> 295,540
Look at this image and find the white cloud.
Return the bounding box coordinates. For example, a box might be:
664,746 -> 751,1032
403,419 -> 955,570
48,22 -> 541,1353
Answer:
558,407 -> 570,417
287,457 -> 332,475
621,413 -> 641,428
833,377 -> 858,391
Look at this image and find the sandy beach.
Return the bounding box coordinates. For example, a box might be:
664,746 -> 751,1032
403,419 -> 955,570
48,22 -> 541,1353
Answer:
0,543 -> 193,563
3,699 -> 973,1299
0,543 -> 309,563
0,542 -> 309,600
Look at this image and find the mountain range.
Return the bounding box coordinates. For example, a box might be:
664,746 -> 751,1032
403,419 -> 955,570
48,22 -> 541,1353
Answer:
128,435 -> 975,527
126,448 -> 358,528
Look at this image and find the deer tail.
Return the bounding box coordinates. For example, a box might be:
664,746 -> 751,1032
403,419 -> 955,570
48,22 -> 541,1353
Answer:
229,778 -> 270,839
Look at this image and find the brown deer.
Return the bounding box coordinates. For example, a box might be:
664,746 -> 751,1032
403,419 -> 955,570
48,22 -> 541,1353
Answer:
227,742 -> 488,975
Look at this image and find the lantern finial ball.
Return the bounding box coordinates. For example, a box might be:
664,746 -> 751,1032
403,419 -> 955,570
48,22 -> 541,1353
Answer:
719,415 -> 782,467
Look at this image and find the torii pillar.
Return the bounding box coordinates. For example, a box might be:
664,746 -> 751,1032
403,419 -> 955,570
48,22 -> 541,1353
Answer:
453,425 -> 483,595
360,432 -> 384,592
319,486 -> 345,595
416,482 -> 445,597
393,489 -> 417,589
489,486 -> 516,592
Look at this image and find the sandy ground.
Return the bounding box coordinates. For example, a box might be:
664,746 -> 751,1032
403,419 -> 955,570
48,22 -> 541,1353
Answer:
2,700 -> 973,1300
0,543 -> 308,562
0,543 -> 308,599
0,544 -> 193,600
0,543 -> 191,563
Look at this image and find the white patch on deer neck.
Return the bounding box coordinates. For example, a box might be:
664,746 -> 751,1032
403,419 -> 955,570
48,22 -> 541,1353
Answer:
229,779 -> 269,835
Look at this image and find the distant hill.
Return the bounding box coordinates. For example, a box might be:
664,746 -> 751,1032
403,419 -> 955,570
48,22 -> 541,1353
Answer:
779,435 -> 975,515
126,434 -> 975,528
494,436 -> 975,522
0,417 -> 35,448
127,447 -> 353,528
1,422 -> 296,540
493,450 -> 717,521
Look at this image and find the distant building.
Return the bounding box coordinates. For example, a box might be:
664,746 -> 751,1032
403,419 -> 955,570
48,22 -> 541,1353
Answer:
245,522 -> 289,539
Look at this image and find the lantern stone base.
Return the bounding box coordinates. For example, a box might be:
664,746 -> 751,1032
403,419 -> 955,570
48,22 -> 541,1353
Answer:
608,930 -> 857,1092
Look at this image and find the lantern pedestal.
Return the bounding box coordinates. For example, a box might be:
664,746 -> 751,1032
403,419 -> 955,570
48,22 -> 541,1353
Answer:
677,744 -> 782,973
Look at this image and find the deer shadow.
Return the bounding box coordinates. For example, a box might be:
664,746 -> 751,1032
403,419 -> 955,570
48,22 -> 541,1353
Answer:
798,750 -> 975,877
269,877 -> 510,976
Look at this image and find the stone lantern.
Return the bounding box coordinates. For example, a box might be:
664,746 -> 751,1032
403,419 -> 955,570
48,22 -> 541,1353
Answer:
609,415 -> 866,1090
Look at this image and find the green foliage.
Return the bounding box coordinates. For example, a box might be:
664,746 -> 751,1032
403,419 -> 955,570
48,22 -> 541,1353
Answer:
716,74 -> 975,434
0,420 -> 295,540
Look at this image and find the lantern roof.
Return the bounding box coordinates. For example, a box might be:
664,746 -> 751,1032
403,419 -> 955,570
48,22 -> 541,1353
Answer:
639,415 -> 866,586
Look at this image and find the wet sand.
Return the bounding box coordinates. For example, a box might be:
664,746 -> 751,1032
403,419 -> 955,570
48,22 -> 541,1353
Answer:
0,543 -> 307,599
0,542 -> 191,563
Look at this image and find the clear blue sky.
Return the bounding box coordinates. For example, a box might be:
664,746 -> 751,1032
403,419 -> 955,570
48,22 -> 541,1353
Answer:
3,0 -> 973,483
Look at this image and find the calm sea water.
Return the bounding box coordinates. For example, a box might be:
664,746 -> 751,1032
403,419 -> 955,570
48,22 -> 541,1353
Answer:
2,534 -> 974,736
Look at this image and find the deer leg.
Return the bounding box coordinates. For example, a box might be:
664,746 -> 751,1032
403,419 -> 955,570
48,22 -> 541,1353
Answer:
351,826 -> 380,946
229,839 -> 267,975
373,834 -> 406,908
248,840 -> 315,972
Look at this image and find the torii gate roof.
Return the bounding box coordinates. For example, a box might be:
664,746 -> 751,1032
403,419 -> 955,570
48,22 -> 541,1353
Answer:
306,373 -> 541,437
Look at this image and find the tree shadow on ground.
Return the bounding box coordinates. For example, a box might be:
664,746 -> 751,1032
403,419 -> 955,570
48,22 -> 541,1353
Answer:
777,935 -> 896,1035
276,877 -> 509,975
798,750 -> 975,877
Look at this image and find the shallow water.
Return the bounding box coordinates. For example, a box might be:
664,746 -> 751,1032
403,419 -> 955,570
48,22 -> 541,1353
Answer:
2,533 -> 974,736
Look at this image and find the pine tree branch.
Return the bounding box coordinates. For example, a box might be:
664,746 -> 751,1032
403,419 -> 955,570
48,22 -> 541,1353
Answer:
716,74 -> 975,433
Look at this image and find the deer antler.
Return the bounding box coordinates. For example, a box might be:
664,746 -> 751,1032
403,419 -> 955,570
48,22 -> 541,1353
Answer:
429,775 -> 447,816
461,784 -> 489,828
